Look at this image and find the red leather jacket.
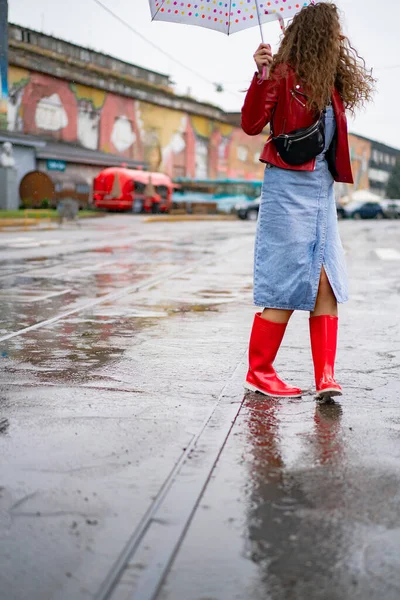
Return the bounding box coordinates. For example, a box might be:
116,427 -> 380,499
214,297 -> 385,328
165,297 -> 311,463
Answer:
241,66 -> 354,184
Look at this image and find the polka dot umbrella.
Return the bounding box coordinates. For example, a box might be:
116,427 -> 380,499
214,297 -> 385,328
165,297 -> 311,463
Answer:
149,1 -> 320,37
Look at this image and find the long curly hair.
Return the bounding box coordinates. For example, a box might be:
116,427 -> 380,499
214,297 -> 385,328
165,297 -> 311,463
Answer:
270,2 -> 375,112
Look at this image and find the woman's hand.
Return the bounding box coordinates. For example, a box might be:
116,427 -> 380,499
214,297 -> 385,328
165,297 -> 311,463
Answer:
253,43 -> 273,78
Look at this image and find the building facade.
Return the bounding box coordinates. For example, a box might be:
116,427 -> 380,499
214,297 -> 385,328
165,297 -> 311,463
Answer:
367,139 -> 399,197
6,23 -> 265,187
339,134 -> 400,199
3,23 -> 399,202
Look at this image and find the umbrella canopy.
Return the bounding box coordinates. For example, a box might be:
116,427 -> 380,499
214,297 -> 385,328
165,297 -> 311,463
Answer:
149,1 -> 319,36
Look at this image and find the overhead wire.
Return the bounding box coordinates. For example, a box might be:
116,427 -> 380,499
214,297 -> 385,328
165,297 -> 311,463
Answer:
91,0 -> 243,99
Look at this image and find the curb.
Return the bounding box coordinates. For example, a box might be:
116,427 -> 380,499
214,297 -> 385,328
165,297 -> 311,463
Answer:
144,215 -> 237,223
0,213 -> 105,228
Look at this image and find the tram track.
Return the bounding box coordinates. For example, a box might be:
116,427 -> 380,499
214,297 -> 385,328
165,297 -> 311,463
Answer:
0,262 -> 199,343
89,240 -> 250,600
1,225 -> 253,600
94,357 -> 245,600
2,218 -> 400,600
0,236 -> 252,344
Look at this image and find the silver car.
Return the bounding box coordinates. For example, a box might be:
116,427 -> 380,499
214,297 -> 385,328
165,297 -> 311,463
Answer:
235,197 -> 261,221
381,199 -> 400,219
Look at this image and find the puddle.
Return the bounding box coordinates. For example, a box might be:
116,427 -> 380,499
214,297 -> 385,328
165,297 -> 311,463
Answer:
198,289 -> 234,299
81,309 -> 168,319
161,303 -> 221,314
1,314 -> 157,384
25,256 -> 51,262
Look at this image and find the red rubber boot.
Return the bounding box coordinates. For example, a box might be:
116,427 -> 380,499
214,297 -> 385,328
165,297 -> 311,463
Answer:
309,315 -> 342,400
245,313 -> 302,398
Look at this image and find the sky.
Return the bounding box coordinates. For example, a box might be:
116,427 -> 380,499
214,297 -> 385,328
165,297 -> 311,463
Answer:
8,0 -> 400,148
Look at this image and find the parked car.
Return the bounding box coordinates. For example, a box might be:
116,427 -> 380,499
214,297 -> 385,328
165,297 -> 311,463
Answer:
381,199 -> 400,219
336,203 -> 346,219
235,197 -> 260,221
342,201 -> 385,220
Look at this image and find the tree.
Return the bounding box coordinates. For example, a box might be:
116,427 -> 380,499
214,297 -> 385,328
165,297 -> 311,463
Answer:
386,160 -> 400,199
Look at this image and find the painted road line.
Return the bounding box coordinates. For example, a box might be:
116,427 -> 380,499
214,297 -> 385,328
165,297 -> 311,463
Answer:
375,248 -> 400,261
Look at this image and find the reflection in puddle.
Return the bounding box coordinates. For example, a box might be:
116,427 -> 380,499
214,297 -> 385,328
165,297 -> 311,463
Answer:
241,395 -> 349,597
0,293 -> 220,385
164,303 -> 221,314
1,315 -> 156,384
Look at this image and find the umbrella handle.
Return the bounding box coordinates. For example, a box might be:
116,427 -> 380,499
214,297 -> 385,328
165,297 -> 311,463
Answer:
257,13 -> 286,83
278,14 -> 285,32
257,65 -> 268,84
258,15 -> 285,84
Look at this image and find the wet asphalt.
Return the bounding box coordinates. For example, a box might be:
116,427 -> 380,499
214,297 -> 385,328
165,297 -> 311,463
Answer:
0,215 -> 399,600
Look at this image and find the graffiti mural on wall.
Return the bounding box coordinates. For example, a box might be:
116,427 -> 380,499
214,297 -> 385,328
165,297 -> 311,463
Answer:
100,94 -> 143,159
71,84 -> 106,150
8,66 -> 30,132
20,73 -> 77,141
136,102 -> 189,175
7,66 -> 265,180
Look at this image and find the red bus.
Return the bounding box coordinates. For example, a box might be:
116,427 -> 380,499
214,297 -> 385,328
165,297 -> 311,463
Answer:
93,168 -> 173,213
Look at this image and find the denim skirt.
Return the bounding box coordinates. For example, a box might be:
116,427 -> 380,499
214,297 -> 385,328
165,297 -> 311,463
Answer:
253,106 -> 349,311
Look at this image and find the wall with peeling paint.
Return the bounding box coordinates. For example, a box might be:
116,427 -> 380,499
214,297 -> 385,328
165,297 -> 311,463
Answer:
8,65 -> 266,181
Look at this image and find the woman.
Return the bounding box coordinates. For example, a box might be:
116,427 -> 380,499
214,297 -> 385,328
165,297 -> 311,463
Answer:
242,2 -> 374,400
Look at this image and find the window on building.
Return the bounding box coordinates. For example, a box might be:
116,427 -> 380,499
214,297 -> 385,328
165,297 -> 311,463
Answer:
80,50 -> 91,62
13,28 -> 23,42
368,168 -> 390,183
22,30 -> 31,44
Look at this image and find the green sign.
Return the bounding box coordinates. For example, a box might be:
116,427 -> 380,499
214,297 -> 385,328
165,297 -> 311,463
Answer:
47,159 -> 66,172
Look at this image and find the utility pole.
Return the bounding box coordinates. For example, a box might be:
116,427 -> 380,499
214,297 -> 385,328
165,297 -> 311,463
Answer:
0,0 -> 17,211
0,0 -> 9,129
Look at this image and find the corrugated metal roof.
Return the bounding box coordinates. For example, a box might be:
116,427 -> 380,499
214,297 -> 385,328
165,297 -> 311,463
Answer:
0,130 -> 147,169
36,141 -> 146,169
0,130 -> 46,148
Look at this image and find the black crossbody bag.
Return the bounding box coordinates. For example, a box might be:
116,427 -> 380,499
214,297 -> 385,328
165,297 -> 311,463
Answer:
272,110 -> 326,166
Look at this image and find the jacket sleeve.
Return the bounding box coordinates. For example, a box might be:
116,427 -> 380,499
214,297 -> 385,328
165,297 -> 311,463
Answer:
241,72 -> 281,136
